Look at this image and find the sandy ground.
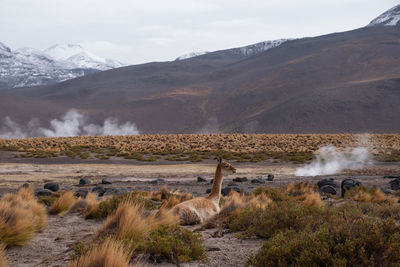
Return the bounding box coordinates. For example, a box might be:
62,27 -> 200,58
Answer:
1,150 -> 400,266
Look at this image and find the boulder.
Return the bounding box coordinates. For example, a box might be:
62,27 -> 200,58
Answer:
381,188 -> 396,195
21,183 -> 31,188
267,174 -> 274,181
92,186 -> 106,197
228,182 -> 238,187
36,189 -> 53,197
232,177 -> 248,182
389,178 -> 400,191
221,187 -> 241,196
44,182 -> 60,192
341,178 -> 361,197
149,178 -> 165,185
197,176 -> 207,182
210,179 -> 214,184
206,188 -> 212,194
101,178 -> 112,184
74,190 -> 89,198
104,188 -> 122,196
79,178 -> 91,185
251,178 -> 265,184
384,175 -> 400,179
317,179 -> 338,189
319,185 -> 337,195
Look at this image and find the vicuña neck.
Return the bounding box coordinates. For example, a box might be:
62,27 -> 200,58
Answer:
207,164 -> 223,199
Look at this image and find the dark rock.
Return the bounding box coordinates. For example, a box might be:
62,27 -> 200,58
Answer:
207,247 -> 221,251
233,177 -> 248,182
319,185 -> 337,195
267,174 -> 274,181
389,178 -> 400,191
101,178 -> 112,184
36,189 -> 53,197
79,178 -> 91,185
206,188 -> 212,194
22,183 -> 31,188
381,188 -> 396,195
251,178 -> 265,184
197,176 -> 207,182
92,186 -> 106,197
150,178 -> 165,185
384,175 -> 400,179
221,187 -> 241,196
74,190 -> 89,198
210,179 -> 214,184
228,182 -> 238,187
341,178 -> 361,197
104,188 -> 122,196
317,179 -> 338,189
44,182 -> 60,192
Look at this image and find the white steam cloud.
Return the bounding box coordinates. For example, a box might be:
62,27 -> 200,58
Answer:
0,109 -> 139,138
295,145 -> 372,176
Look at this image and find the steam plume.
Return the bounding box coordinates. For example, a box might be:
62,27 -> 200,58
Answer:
295,145 -> 372,176
0,109 -> 139,138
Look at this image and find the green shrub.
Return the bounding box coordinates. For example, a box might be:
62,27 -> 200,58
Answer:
229,200 -> 324,238
145,224 -> 206,263
253,187 -> 291,202
248,217 -> 400,267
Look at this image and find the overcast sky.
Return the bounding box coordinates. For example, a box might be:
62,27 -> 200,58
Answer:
1,0 -> 398,64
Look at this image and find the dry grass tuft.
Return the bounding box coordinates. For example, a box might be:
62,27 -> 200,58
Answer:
69,239 -> 131,267
0,186 -> 46,246
49,191 -> 75,215
96,202 -> 178,244
346,186 -> 398,204
286,182 -> 322,207
151,186 -> 192,209
68,193 -> 100,216
0,243 -> 7,267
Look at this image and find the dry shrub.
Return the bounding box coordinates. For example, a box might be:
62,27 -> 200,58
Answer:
346,186 -> 398,204
0,243 -> 7,267
49,191 -> 75,215
85,191 -> 154,219
69,239 -> 131,267
286,182 -> 315,197
96,202 -> 178,244
0,186 -> 47,246
94,202 -> 204,263
68,193 -> 100,216
152,186 -> 192,209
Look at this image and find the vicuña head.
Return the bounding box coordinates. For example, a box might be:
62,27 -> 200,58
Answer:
171,157 -> 236,225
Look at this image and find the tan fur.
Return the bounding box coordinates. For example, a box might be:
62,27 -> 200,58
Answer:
172,158 -> 236,225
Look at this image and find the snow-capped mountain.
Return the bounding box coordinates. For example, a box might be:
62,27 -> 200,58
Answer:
175,39 -> 290,61
44,44 -> 123,70
0,42 -> 124,89
368,5 -> 400,27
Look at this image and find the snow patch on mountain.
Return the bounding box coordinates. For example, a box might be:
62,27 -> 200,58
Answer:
238,39 -> 289,56
175,51 -> 210,60
0,43 -> 125,89
175,39 -> 290,61
368,5 -> 400,27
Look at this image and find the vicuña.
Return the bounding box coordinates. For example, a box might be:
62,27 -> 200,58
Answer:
172,158 -> 236,224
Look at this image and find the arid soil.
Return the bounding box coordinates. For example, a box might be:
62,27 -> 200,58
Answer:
1,150 -> 400,267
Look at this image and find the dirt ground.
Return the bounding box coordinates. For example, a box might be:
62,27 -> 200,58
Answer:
1,150 -> 400,267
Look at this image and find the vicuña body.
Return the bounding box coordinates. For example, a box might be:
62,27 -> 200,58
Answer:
172,158 -> 236,225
